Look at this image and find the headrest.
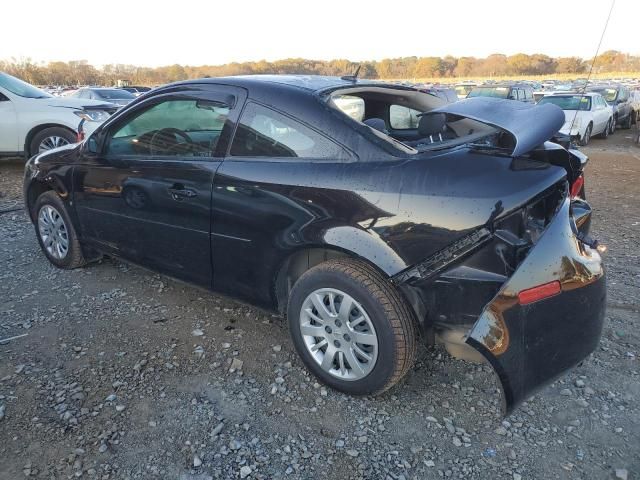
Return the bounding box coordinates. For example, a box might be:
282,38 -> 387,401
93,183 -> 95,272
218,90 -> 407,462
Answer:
418,113 -> 446,136
363,117 -> 388,134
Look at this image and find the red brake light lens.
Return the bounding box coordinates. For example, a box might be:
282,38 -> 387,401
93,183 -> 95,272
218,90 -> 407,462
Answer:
570,174 -> 584,198
518,281 -> 561,305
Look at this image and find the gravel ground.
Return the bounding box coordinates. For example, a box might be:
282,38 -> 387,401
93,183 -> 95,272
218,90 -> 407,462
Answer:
0,132 -> 638,480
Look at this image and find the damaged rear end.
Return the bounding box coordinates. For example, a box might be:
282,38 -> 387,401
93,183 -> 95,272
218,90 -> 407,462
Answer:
465,189 -> 605,413
392,100 -> 606,414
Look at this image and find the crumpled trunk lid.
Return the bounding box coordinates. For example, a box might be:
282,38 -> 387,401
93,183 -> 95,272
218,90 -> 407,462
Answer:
431,97 -> 565,156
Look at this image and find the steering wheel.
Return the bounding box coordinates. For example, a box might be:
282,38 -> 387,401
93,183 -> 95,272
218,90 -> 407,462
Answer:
149,128 -> 194,155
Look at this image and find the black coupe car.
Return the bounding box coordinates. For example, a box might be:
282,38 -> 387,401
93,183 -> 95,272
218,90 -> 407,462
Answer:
24,75 -> 606,413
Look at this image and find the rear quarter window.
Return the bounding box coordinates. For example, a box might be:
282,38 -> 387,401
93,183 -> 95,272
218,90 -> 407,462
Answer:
230,102 -> 350,160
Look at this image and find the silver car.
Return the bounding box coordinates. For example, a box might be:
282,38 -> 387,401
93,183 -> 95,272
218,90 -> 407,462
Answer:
71,87 -> 136,107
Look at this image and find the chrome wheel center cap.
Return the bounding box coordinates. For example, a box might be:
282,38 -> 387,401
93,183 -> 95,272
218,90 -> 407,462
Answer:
299,288 -> 379,381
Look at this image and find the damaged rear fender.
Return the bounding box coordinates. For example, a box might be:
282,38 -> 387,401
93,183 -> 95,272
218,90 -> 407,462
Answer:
465,198 -> 605,414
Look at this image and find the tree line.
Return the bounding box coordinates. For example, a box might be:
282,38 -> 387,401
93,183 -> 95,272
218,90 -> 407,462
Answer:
2,50 -> 638,86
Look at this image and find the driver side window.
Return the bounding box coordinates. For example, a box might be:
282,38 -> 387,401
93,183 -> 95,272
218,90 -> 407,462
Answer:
106,99 -> 230,158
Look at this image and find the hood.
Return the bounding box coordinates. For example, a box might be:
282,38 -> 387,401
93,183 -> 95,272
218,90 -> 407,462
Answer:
104,98 -> 131,106
44,96 -> 117,110
431,97 -> 565,157
561,110 -> 587,123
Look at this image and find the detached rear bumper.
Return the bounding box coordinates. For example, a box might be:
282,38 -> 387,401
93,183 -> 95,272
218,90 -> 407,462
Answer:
465,197 -> 606,414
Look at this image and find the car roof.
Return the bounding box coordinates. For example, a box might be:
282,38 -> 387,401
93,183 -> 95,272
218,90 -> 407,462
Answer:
587,84 -> 622,90
86,87 -> 124,91
478,83 -> 530,88
544,92 -> 600,97
171,74 -> 404,95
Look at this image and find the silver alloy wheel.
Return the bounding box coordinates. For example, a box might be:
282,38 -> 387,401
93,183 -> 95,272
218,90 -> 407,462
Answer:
39,135 -> 70,153
37,205 -> 69,259
299,288 -> 378,381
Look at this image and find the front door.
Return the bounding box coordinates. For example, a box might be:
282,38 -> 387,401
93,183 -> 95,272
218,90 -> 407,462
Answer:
74,85 -> 245,287
0,91 -> 19,153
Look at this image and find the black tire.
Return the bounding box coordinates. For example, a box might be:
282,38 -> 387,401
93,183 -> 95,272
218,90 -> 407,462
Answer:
599,119 -> 610,139
33,191 -> 86,269
29,126 -> 76,157
580,123 -> 592,146
622,112 -> 632,130
287,259 -> 417,396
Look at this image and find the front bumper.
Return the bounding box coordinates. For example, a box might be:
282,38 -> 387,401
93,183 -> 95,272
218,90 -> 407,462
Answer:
466,197 -> 605,414
558,125 -> 582,141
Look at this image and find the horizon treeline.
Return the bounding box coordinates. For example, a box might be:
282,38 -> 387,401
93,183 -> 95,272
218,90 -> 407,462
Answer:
2,50 -> 639,86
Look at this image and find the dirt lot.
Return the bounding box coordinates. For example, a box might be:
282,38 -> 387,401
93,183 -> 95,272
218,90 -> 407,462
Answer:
1,132 -> 638,480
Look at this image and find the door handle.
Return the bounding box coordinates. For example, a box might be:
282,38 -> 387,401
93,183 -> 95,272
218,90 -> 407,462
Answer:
168,184 -> 197,201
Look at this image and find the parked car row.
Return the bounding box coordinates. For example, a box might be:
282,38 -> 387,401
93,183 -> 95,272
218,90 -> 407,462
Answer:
0,73 -> 161,158
456,80 -> 637,146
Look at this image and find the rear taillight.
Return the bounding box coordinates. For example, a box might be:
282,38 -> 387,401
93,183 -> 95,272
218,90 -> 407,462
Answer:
570,174 -> 584,198
518,281 -> 561,305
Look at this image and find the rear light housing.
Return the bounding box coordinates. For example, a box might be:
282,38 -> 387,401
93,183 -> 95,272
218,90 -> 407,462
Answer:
570,174 -> 584,199
518,281 -> 561,305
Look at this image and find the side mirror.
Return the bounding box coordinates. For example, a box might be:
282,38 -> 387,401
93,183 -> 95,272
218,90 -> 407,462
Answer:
87,136 -> 99,154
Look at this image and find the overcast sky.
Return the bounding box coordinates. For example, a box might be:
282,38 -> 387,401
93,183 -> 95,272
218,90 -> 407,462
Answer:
2,0 -> 635,67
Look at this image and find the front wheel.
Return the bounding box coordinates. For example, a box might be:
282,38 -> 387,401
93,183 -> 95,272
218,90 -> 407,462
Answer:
287,259 -> 417,396
600,119 -> 610,139
33,191 -> 86,269
29,127 -> 76,157
622,112 -> 633,129
580,123 -> 592,146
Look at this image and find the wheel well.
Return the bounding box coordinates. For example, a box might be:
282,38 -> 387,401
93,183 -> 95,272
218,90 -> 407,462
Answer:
273,247 -> 401,315
24,123 -> 76,157
26,182 -> 54,222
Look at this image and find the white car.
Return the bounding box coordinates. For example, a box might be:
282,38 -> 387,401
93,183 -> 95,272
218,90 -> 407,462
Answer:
537,92 -> 613,146
0,72 -> 116,158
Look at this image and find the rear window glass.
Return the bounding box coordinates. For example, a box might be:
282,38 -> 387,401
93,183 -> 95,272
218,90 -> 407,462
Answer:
589,88 -> 618,102
538,96 -> 591,111
230,103 -> 348,159
468,87 -> 510,99
96,89 -> 136,99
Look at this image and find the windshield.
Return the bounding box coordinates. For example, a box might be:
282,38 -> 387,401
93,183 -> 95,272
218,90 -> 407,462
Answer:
0,72 -> 52,99
455,85 -> 475,97
468,86 -> 510,99
95,89 -> 136,99
589,88 -> 618,102
538,95 -> 591,111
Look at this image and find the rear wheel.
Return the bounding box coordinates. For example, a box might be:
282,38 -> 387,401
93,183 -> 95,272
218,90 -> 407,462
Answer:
580,123 -> 592,146
622,112 -> 632,129
29,127 -> 76,157
600,119 -> 610,139
33,191 -> 85,269
287,259 -> 417,396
